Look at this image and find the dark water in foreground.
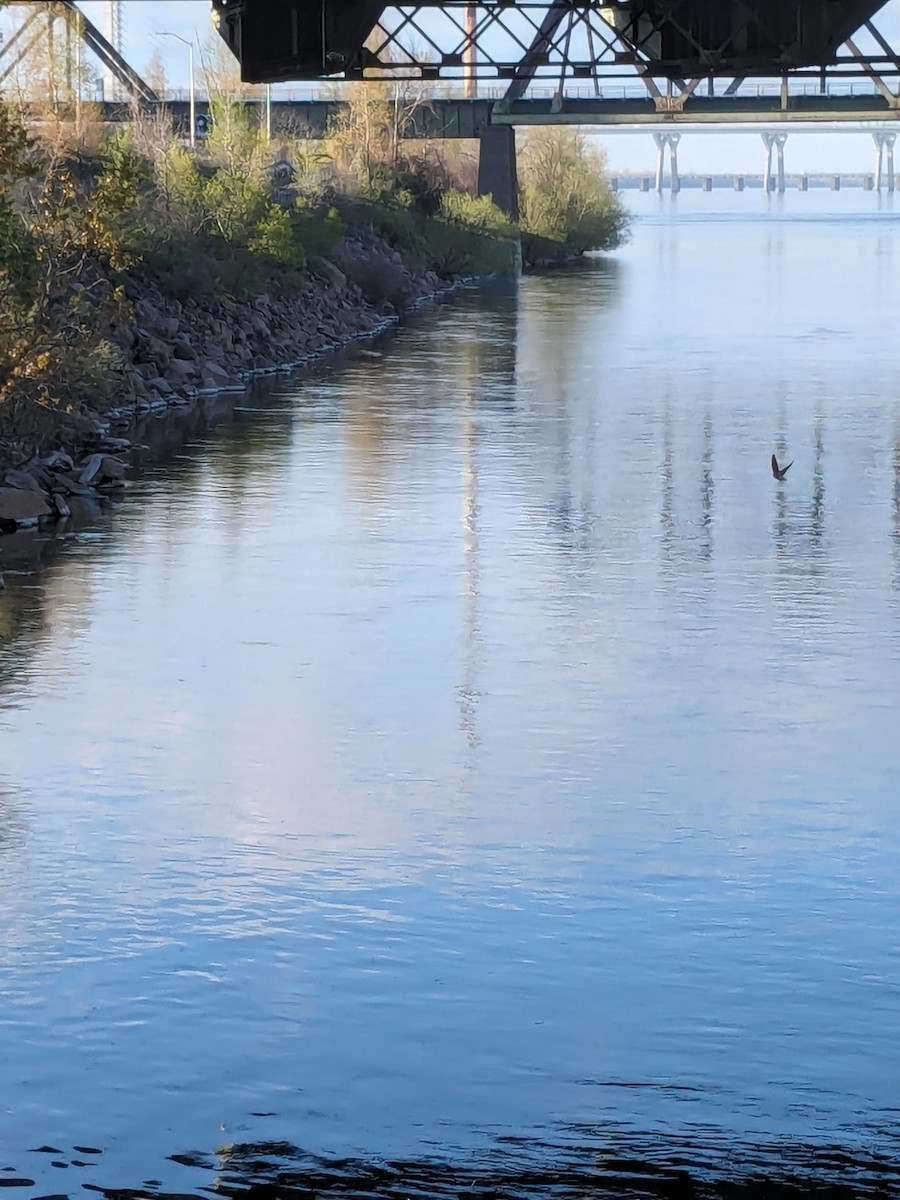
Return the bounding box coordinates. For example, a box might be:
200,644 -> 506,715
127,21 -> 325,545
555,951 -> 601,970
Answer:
2,191 -> 900,1197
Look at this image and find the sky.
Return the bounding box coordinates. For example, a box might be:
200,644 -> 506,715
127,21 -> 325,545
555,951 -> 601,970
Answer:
38,2 -> 900,174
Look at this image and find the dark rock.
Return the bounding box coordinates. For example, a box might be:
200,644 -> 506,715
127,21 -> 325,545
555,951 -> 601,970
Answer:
42,450 -> 76,473
166,358 -> 197,382
79,453 -> 105,485
0,487 -> 52,524
54,473 -> 101,498
308,256 -> 347,291
4,468 -> 46,493
202,361 -> 234,386
99,456 -> 126,481
137,334 -> 173,371
109,324 -> 136,351
156,315 -> 180,340
172,339 -> 196,362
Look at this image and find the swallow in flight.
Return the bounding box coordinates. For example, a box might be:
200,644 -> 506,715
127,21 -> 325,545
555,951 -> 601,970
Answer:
771,454 -> 793,480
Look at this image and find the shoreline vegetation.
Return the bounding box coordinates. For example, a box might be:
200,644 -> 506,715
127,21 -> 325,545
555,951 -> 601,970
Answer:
0,84 -> 628,535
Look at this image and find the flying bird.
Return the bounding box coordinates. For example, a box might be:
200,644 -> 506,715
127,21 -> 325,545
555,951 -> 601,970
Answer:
771,454 -> 793,480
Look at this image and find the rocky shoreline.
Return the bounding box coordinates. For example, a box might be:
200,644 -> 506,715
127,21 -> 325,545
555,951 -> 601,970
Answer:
0,232 -> 461,586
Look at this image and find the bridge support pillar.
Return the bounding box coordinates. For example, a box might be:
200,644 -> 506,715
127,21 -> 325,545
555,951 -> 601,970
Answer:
873,131 -> 896,193
653,133 -> 680,194
761,132 -> 787,193
478,125 -> 518,219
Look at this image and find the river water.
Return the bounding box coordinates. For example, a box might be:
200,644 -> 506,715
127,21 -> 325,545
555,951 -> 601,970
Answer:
2,191 -> 900,1197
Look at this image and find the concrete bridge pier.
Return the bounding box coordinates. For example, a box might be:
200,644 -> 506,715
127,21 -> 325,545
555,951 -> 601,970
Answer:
653,133 -> 681,194
477,125 -> 519,219
761,132 -> 788,192
669,133 -> 681,193
873,131 -> 896,192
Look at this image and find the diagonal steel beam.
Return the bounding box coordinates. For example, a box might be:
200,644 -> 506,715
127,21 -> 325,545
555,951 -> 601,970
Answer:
0,7 -> 41,67
0,21 -> 45,86
56,1 -> 158,103
5,0 -> 158,103
845,34 -> 898,104
503,1 -> 571,105
864,17 -> 899,66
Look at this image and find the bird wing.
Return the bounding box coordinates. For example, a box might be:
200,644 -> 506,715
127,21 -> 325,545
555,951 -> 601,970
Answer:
771,454 -> 780,477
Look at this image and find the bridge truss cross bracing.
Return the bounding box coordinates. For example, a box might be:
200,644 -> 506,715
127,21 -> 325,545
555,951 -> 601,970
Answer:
0,0 -> 157,104
213,1 -> 900,124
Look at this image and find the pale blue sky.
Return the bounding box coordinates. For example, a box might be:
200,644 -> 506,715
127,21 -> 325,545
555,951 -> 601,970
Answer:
43,3 -> 900,173
78,0 -> 211,80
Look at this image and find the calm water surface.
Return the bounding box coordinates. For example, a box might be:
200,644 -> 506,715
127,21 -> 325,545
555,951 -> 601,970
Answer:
2,190 -> 900,1195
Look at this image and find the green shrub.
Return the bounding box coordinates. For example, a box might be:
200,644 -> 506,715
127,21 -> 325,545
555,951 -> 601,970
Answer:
439,189 -> 515,237
249,204 -> 305,270
290,202 -> 345,258
518,127 -> 629,260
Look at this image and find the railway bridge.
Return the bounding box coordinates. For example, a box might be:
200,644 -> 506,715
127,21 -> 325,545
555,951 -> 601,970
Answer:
4,2 -> 900,212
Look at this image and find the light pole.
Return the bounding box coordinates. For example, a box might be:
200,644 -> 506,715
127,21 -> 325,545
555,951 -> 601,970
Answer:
159,31 -> 195,149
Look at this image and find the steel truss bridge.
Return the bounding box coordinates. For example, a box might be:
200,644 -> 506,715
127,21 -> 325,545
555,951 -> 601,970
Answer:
209,1 -> 900,122
3,2 -> 900,125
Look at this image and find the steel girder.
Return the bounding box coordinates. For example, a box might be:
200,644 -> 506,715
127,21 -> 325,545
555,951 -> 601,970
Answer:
212,1 -> 900,93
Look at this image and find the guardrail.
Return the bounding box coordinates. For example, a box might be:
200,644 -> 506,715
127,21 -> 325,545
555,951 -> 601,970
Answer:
150,81 -> 893,105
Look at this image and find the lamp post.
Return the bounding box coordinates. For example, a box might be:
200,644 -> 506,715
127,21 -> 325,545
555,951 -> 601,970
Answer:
159,31 -> 195,149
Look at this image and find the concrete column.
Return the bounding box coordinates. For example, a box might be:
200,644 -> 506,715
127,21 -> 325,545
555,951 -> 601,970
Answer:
761,132 -> 774,193
653,132 -> 666,193
798,174 -> 808,191
831,175 -> 841,191
668,133 -> 681,193
873,131 -> 896,193
701,176 -> 712,192
653,133 -> 681,194
734,174 -> 744,191
477,124 -> 518,219
773,132 -> 787,193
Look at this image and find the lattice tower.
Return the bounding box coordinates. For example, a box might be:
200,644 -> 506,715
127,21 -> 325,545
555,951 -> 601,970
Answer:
103,0 -> 123,99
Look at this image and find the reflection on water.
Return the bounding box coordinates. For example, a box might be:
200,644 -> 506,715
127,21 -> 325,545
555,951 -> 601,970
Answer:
2,193 -> 900,1197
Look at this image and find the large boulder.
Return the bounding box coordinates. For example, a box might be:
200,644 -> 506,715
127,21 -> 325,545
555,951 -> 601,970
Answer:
202,360 -> 235,387
0,487 -> 51,524
172,338 -> 197,362
308,256 -> 347,291
166,358 -> 197,382
137,334 -> 173,371
155,315 -> 181,340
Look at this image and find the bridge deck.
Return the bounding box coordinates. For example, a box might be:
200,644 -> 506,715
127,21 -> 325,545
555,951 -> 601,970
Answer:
98,94 -> 900,138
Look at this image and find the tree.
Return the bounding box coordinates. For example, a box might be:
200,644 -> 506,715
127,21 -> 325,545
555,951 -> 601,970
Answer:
143,49 -> 168,100
518,127 -> 629,256
325,78 -> 433,195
